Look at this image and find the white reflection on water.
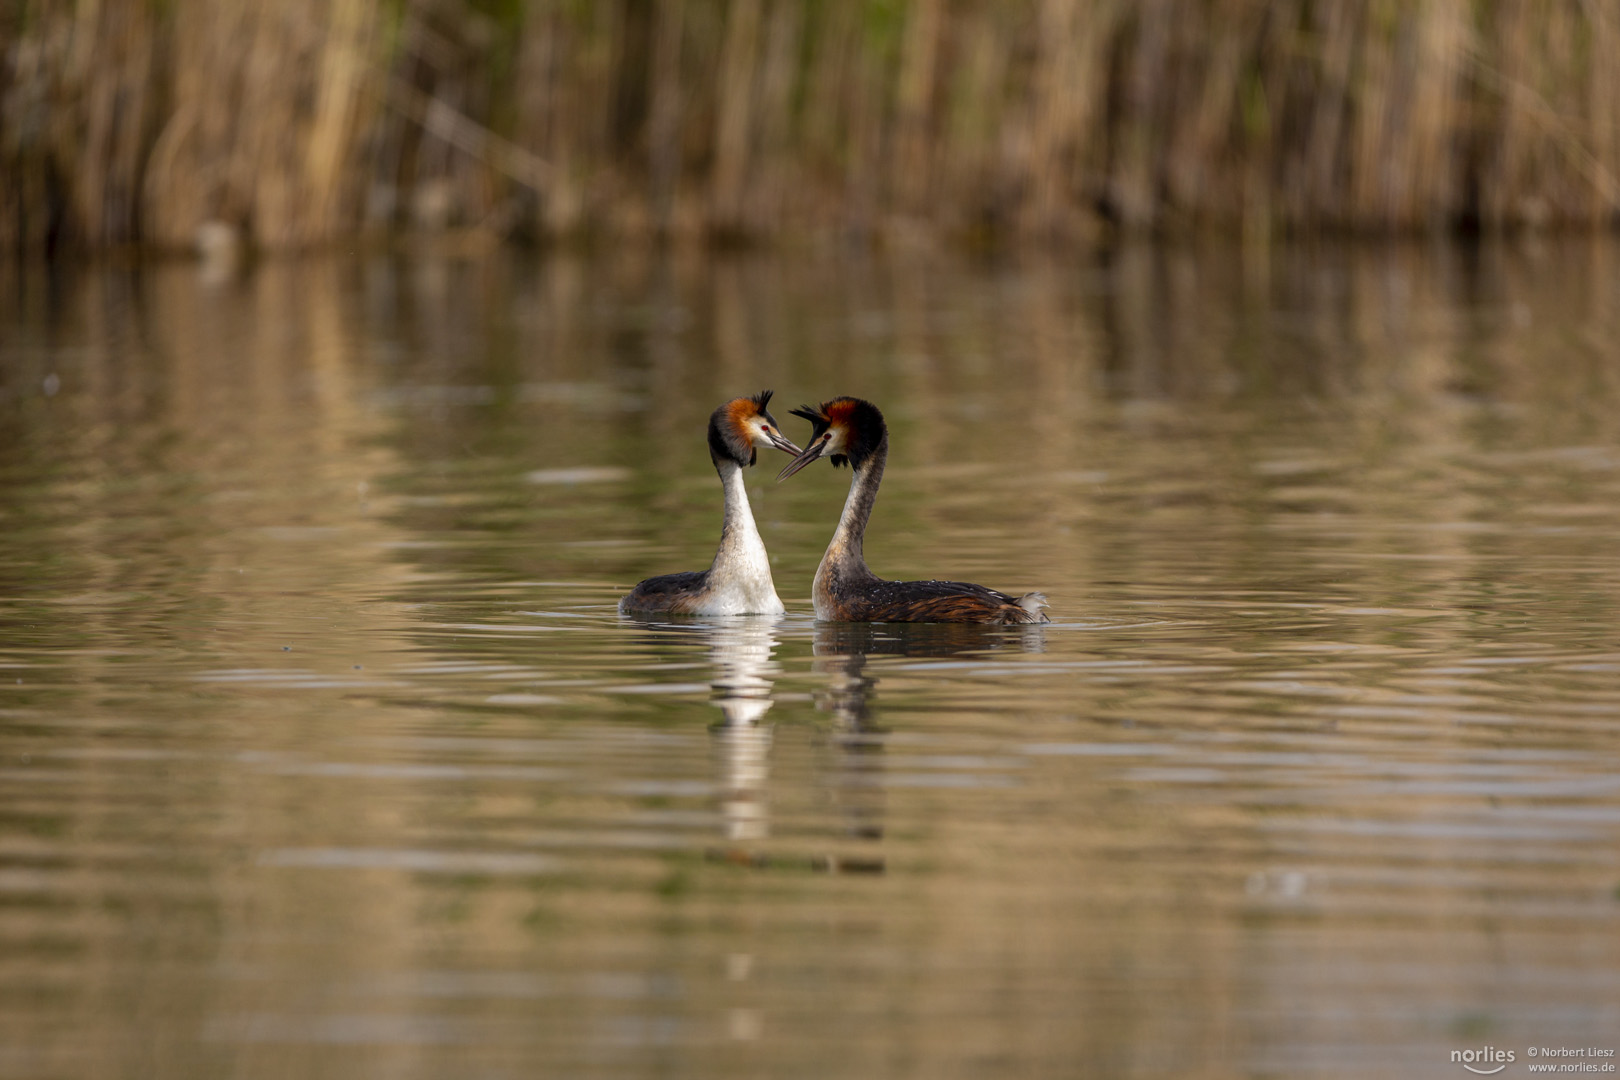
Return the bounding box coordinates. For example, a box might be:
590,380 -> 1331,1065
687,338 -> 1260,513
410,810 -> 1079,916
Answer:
707,618 -> 779,844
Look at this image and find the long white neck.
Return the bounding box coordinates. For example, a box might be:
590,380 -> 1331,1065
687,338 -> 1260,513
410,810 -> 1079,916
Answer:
706,460 -> 784,615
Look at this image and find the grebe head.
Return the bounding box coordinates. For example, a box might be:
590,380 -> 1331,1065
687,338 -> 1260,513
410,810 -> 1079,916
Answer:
776,397 -> 886,480
708,390 -> 803,468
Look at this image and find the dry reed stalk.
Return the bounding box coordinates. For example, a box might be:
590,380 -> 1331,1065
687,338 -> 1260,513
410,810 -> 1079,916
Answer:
894,0 -> 942,216
1159,0 -> 1224,223
940,7 -> 1012,237
710,0 -> 762,235
749,1 -> 803,233
144,0 -> 374,249
76,0 -> 155,246
1293,0 -> 1355,226
1351,5 -> 1401,226
304,0 -> 374,242
1394,0 -> 1466,229
1586,1 -> 1619,226
1023,0 -> 1110,238
1480,0 -> 1536,228
13,0 -> 1620,255
800,0 -> 860,206
512,10 -> 569,232
647,0 -> 685,234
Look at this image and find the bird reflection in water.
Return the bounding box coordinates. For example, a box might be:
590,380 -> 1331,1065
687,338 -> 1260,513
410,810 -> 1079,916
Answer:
638,617 -> 1043,873
810,621 -> 1046,874
622,614 -> 784,861
705,617 -> 782,849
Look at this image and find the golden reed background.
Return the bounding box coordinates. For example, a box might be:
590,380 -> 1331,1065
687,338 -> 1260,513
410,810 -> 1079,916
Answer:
6,0 -> 1620,254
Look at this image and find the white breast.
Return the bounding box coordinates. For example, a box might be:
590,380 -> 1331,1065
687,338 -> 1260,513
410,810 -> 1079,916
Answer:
698,466 -> 785,615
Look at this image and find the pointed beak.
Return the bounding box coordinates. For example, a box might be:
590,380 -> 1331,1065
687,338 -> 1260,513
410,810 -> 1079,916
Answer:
776,435 -> 829,481
765,429 -> 803,457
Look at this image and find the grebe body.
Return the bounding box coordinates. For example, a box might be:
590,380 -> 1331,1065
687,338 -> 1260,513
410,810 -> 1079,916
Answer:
619,392 -> 800,616
778,397 -> 1049,625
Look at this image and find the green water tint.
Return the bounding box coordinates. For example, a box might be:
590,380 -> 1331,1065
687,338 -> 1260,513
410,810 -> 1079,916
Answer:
1,243 -> 1618,1078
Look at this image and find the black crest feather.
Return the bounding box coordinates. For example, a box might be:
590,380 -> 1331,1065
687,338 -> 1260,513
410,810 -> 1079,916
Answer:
790,403 -> 829,435
791,397 -> 885,470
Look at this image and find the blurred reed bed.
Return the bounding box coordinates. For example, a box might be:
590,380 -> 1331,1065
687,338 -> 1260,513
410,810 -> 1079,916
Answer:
5,0 -> 1620,255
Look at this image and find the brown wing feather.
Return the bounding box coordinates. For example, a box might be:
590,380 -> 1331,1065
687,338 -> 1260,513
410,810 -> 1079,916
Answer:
832,579 -> 1049,625
618,570 -> 711,614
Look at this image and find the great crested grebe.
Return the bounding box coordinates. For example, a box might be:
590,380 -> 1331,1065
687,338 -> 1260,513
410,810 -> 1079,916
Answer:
619,391 -> 802,616
777,397 -> 1050,624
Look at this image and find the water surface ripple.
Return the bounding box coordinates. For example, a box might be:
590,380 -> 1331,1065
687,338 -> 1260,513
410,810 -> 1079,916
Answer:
2,244 -> 1618,1078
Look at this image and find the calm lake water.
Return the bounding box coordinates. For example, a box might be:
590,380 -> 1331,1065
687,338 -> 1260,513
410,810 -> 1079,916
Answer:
2,240 -> 1619,1079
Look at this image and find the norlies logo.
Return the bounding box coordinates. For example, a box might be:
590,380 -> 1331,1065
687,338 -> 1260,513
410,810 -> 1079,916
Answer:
1453,1047 -> 1516,1074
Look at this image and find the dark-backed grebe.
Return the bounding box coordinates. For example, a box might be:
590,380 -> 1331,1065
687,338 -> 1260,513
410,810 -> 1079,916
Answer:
777,397 -> 1049,624
619,391 -> 802,616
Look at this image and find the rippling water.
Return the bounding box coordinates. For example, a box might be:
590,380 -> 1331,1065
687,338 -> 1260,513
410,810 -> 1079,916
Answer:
2,242 -> 1619,1078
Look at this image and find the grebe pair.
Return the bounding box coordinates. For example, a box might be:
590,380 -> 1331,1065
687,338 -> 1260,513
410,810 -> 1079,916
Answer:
620,393 -> 1049,624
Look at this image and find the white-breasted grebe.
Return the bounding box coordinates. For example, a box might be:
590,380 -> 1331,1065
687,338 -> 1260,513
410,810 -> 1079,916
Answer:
777,396 -> 1049,625
619,391 -> 802,616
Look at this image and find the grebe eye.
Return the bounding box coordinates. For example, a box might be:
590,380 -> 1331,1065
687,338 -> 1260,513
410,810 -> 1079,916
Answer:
761,425 -> 771,432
